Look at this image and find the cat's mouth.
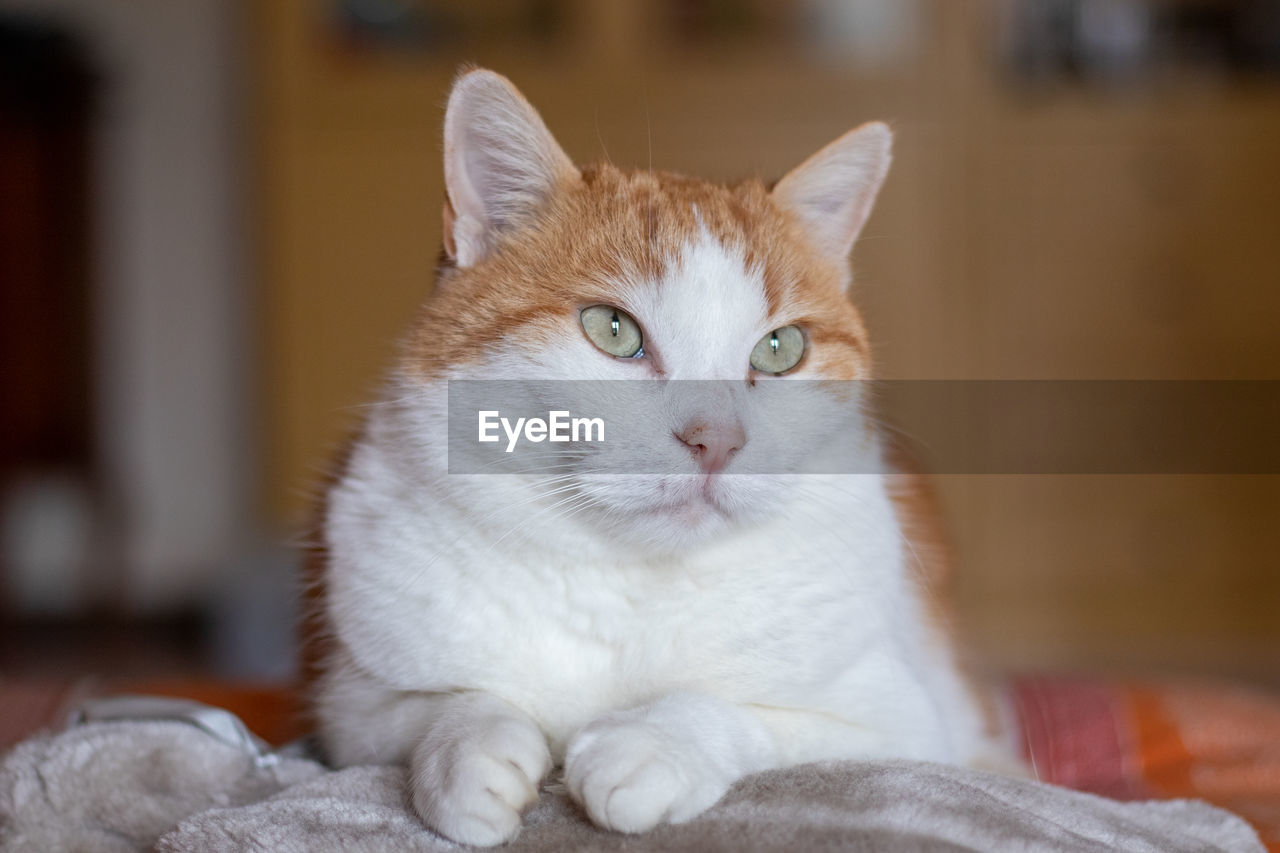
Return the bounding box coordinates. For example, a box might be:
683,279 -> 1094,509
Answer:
641,475 -> 733,522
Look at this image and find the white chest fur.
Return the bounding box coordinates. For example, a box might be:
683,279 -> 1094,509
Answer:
325,405 -> 977,763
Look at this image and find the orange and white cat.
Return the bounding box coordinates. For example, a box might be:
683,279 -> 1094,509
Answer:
313,68 -> 1004,846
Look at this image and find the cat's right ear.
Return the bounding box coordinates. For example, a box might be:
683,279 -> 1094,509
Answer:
771,121 -> 892,267
442,68 -> 579,268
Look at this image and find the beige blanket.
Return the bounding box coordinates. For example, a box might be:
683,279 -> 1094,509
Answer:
0,698 -> 1263,852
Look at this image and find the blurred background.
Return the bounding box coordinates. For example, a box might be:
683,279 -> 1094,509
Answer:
0,0 -> 1277,686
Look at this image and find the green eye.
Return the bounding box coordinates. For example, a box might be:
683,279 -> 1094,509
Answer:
580,305 -> 643,358
750,325 -> 805,374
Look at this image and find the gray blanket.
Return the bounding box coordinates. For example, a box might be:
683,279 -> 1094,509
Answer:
0,697 -> 1263,852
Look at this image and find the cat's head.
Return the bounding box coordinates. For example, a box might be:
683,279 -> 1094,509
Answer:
402,69 -> 892,553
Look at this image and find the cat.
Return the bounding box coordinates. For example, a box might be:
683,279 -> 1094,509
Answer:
310,67 -> 1010,846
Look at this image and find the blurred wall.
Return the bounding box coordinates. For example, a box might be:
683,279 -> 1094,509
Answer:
0,0 -> 252,608
251,0 -> 1280,681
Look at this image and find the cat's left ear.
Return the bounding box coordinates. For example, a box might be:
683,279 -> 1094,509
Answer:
772,122 -> 892,266
442,68 -> 580,267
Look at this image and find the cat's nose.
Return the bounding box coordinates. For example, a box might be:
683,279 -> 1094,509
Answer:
676,420 -> 746,474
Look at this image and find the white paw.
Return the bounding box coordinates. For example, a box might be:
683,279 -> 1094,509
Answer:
410,714 -> 552,847
564,718 -> 730,834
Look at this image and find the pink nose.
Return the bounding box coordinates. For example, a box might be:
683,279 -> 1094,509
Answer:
677,420 -> 746,474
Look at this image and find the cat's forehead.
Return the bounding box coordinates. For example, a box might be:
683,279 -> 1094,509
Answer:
567,165 -> 833,313
408,163 -> 868,378
578,166 -> 783,282
621,223 -> 771,378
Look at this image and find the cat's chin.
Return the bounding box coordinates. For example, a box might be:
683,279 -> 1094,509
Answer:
640,492 -> 722,525
596,480 -> 761,554
608,508 -> 737,554
558,473 -> 786,555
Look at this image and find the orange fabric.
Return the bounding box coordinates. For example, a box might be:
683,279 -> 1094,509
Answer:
1130,685 -> 1196,794
119,680 -> 309,748
1129,682 -> 1280,852
1018,678 -> 1280,852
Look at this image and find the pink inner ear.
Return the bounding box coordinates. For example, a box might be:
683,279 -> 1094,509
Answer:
440,69 -> 581,269
772,122 -> 892,262
441,199 -> 457,260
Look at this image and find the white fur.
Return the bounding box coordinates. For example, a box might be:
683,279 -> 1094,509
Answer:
317,230 -> 992,845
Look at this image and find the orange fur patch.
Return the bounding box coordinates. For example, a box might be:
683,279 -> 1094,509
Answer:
405,163 -> 871,381
885,439 -> 1005,739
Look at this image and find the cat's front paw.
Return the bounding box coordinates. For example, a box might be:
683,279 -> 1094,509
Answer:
564,717 -> 730,834
410,713 -> 551,846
